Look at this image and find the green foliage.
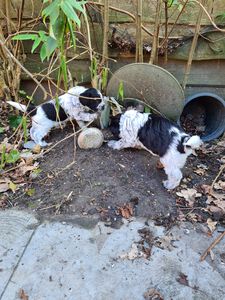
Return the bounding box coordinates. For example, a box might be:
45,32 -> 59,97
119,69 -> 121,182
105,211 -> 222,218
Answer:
0,127 -> 4,133
22,116 -> 28,143
0,148 -> 20,169
216,13 -> 225,24
90,57 -> 98,81
12,0 -> 87,87
8,115 -> 23,129
101,68 -> 108,91
117,82 -> 124,102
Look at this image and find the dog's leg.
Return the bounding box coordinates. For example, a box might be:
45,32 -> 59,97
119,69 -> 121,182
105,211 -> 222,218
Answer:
30,126 -> 49,147
108,139 -> 132,150
162,163 -> 183,190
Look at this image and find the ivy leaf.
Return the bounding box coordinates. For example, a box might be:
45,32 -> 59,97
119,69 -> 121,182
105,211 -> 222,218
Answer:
8,115 -> 22,128
26,188 -> 35,196
9,181 -> 17,193
0,127 -> 5,133
5,149 -> 20,164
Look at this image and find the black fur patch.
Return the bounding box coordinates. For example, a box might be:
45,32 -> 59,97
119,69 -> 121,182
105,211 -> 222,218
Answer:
42,102 -> 68,121
138,114 -> 181,157
108,114 -> 121,140
27,103 -> 37,117
79,88 -> 101,111
177,135 -> 190,153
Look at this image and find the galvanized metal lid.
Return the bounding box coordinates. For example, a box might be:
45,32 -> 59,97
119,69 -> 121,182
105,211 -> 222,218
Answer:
106,63 -> 184,120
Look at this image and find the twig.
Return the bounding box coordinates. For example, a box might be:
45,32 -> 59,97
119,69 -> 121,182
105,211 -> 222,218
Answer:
83,5 -> 93,61
101,0 -> 109,66
0,41 -> 48,100
55,191 -> 73,215
200,231 -> 225,261
135,0 -> 143,63
211,164 -> 225,190
149,0 -> 162,64
182,0 -> 207,89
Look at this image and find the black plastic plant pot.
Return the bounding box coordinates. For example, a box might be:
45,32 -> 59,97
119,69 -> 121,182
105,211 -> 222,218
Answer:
180,93 -> 225,142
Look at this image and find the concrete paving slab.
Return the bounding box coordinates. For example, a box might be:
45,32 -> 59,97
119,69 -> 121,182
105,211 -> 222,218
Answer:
0,210 -> 38,298
1,211 -> 225,300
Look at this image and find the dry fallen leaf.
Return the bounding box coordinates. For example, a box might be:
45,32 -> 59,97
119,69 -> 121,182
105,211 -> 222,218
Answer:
144,288 -> 164,300
207,218 -> 217,233
19,289 -> 29,300
154,233 -> 177,251
176,188 -> 202,207
119,243 -> 141,260
0,178 -> 11,193
118,203 -> 133,219
214,180 -> 225,191
176,272 -> 189,287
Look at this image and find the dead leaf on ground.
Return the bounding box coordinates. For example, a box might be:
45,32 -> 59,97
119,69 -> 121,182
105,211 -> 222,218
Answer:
119,243 -> 141,260
214,180 -> 225,191
176,188 -> 202,207
207,218 -> 217,233
154,233 -> 177,251
201,184 -> 212,195
176,272 -> 189,287
0,178 -> 11,193
118,203 -> 133,219
144,288 -> 164,300
19,288 -> 29,300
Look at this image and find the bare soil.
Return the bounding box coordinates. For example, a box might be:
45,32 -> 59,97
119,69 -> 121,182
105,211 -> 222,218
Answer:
8,123 -> 224,227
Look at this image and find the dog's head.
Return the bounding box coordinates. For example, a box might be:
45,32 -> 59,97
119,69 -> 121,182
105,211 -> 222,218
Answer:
79,88 -> 105,112
182,135 -> 203,154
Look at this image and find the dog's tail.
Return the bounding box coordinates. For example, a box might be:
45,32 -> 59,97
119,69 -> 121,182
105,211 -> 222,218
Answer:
7,101 -> 36,116
184,135 -> 203,149
7,101 -> 27,112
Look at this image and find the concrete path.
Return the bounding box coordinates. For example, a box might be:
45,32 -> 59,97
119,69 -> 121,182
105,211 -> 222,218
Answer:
0,209 -> 225,300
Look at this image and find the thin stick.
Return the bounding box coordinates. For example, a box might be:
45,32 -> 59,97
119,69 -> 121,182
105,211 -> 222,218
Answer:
101,0 -> 109,66
83,5 -> 93,61
211,164 -> 225,190
0,41 -> 48,99
135,0 -> 143,63
149,0 -> 162,64
200,231 -> 225,261
182,0 -> 207,89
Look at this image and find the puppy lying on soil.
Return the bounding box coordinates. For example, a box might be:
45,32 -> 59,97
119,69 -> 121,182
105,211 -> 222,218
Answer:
108,110 -> 203,190
7,86 -> 105,147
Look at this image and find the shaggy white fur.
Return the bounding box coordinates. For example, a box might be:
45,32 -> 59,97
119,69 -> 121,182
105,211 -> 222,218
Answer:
7,86 -> 105,147
108,110 -> 202,190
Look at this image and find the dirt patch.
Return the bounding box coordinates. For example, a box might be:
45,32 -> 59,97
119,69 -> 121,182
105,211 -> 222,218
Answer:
8,124 -> 176,221
6,124 -> 225,227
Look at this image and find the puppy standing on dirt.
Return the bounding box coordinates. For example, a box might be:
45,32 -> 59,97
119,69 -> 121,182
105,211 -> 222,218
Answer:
108,110 -> 203,190
7,86 -> 105,147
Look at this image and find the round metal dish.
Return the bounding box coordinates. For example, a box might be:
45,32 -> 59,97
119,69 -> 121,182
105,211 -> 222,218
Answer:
106,63 -> 185,120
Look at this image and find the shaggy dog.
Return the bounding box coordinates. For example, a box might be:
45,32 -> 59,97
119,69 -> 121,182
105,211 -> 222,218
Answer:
108,110 -> 203,190
7,86 -> 105,147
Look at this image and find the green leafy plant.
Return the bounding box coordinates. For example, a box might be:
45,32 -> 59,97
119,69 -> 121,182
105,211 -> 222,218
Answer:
12,0 -> 87,88
0,147 -> 20,169
8,115 -> 23,129
117,81 -> 124,102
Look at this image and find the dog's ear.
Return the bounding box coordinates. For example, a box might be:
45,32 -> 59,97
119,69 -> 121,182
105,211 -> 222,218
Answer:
79,88 -> 102,111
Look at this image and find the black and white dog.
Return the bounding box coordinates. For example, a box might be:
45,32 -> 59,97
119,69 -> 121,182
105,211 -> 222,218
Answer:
7,86 -> 105,147
108,110 -> 203,190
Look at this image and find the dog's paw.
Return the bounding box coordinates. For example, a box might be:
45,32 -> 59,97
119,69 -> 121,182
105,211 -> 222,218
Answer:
163,180 -> 178,190
107,140 -> 120,150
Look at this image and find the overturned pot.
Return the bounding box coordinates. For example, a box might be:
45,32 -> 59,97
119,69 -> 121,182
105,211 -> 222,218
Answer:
180,92 -> 225,142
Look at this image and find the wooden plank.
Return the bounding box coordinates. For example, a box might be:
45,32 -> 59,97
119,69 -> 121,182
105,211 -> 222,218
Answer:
1,0 -> 225,26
